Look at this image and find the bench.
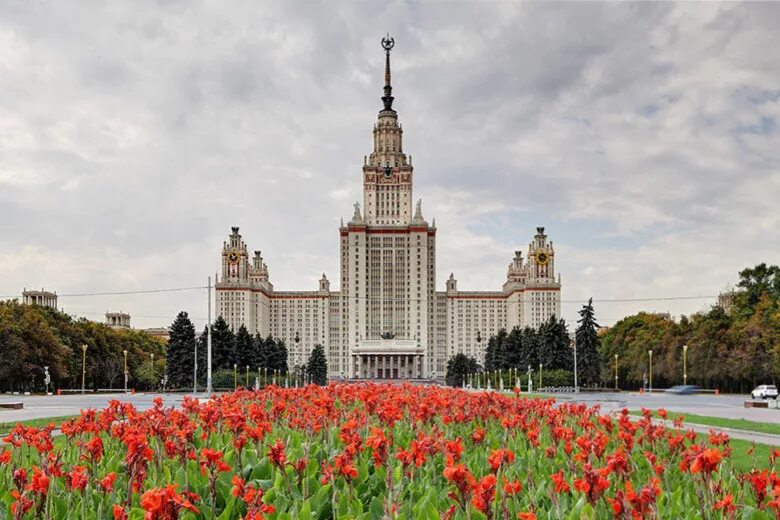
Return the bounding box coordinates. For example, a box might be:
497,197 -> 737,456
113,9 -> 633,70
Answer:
0,402 -> 23,410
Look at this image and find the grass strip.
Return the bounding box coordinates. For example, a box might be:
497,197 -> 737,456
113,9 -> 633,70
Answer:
0,415 -> 78,435
631,410 -> 780,436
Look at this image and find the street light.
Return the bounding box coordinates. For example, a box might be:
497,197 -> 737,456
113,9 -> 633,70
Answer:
233,364 -> 238,390
245,365 -> 249,388
614,353 -> 618,390
81,344 -> 88,394
683,344 -> 688,385
573,336 -> 579,394
123,349 -> 128,393
150,353 -> 155,392
648,350 -> 653,393
539,362 -> 543,389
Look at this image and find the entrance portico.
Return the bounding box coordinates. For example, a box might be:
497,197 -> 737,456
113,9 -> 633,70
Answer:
352,339 -> 424,379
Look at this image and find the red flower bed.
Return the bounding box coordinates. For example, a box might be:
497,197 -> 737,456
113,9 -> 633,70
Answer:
0,384 -> 777,518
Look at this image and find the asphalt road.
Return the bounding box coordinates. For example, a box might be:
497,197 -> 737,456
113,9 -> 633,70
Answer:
0,392 -> 190,423
556,390 -> 780,423
2,389 -> 779,426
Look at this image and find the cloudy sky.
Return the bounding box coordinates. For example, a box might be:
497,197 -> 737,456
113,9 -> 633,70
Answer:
1,1 -> 778,329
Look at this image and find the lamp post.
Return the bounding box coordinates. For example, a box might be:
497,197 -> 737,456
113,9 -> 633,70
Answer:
150,353 -> 155,392
206,275 -> 213,394
193,331 -> 198,394
648,350 -> 653,393
233,364 -> 238,390
683,344 -> 688,385
245,365 -> 249,388
539,363 -> 543,389
123,349 -> 128,393
614,353 -> 618,390
573,336 -> 579,394
81,344 -> 88,394
264,367 -> 268,387
527,365 -> 533,393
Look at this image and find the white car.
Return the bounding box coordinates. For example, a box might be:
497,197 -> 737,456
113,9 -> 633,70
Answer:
751,385 -> 779,400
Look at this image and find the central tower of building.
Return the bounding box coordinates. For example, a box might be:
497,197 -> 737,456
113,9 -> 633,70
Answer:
340,35 -> 436,378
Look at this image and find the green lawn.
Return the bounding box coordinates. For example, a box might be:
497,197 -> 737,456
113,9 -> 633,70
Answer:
0,415 -> 78,435
710,435 -> 777,472
631,410 -> 780,436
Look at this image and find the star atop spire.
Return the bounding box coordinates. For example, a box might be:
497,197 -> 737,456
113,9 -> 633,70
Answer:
381,34 -> 395,112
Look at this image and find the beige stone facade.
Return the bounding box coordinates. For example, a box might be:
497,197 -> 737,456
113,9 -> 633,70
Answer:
215,41 -> 561,379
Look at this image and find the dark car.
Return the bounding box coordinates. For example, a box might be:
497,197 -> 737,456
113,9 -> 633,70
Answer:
665,385 -> 701,395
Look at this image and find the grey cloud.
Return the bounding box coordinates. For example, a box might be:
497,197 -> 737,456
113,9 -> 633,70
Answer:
0,2 -> 778,327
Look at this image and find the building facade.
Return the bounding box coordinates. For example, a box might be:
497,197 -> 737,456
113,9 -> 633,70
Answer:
215,38 -> 561,379
22,288 -> 58,309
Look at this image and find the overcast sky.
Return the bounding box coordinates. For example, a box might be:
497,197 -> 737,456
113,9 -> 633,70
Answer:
1,2 -> 778,329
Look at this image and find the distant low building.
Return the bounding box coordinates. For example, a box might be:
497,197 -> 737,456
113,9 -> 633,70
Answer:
143,327 -> 170,342
717,291 -> 736,315
106,312 -> 131,329
22,288 -> 58,309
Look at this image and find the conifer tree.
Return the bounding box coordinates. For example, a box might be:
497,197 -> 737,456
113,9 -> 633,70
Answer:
306,344 -> 328,385
211,316 -> 235,371
165,311 -> 196,388
576,298 -> 602,386
235,325 -> 255,371
446,353 -> 479,387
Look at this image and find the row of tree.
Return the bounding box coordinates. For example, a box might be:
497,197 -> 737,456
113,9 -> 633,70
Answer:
165,315 -> 291,389
601,264 -> 780,392
0,301 -> 165,392
480,300 -> 602,386
458,263 -> 779,392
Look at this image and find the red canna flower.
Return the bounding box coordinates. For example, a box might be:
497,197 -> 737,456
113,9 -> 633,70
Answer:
472,427 -> 486,444
112,504 -> 129,520
443,462 -> 476,512
366,427 -> 390,466
503,477 -> 522,495
10,490 -> 34,518
714,494 -> 736,514
84,435 -> 103,463
487,449 -> 515,473
141,485 -> 199,520
67,465 -> 88,492
550,470 -> 570,494
471,474 -> 497,514
99,472 -> 117,492
444,437 -> 464,462
200,448 -> 231,475
27,466 -> 50,496
0,448 -> 11,465
517,513 -> 537,520
690,448 -> 723,475
267,440 -> 287,471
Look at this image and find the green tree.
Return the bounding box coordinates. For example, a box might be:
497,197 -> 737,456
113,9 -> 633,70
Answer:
211,316 -> 235,371
538,316 -> 572,371
234,325 -> 255,371
306,344 -> 328,385
575,298 -> 602,386
165,311 -> 197,388
518,327 -> 539,372
735,263 -> 780,312
446,353 -> 479,387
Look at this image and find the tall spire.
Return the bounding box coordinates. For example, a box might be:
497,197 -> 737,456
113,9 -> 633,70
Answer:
381,34 -> 395,112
